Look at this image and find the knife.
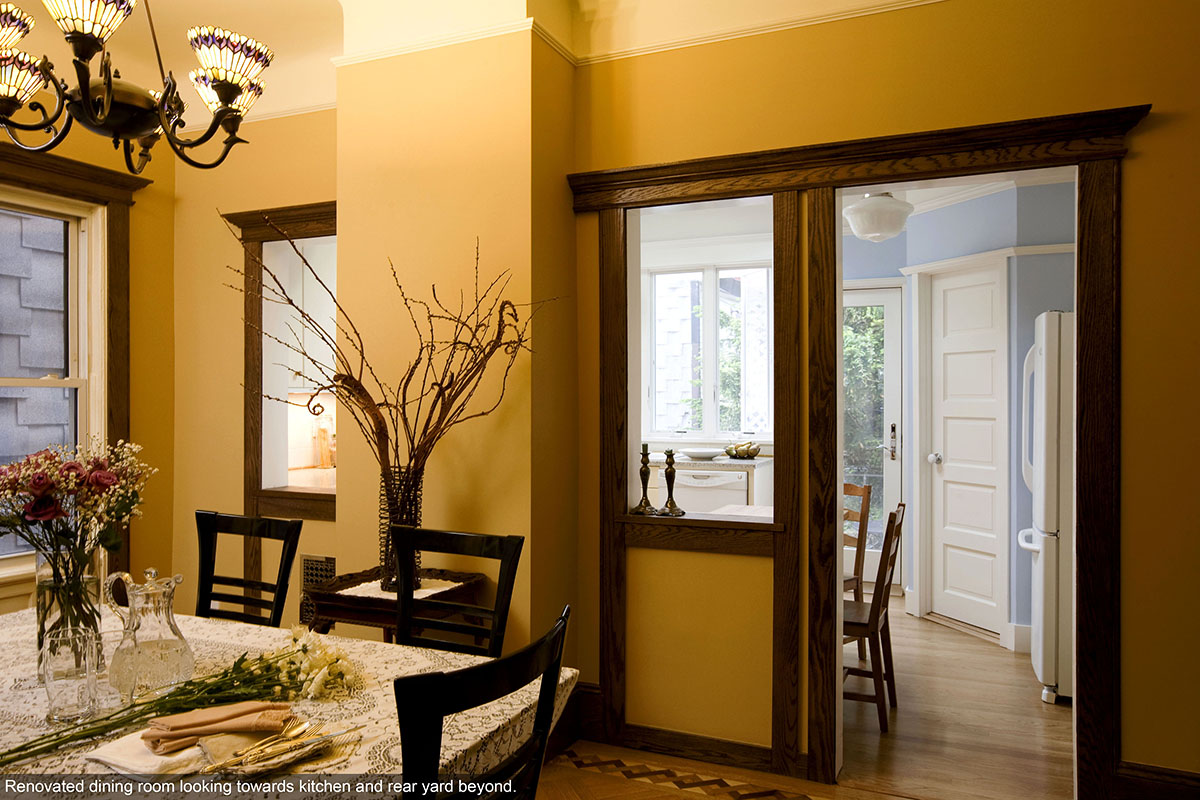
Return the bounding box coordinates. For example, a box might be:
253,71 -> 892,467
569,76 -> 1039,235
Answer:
243,725 -> 365,764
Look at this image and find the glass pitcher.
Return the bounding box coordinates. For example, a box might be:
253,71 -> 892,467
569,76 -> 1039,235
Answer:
104,568 -> 195,698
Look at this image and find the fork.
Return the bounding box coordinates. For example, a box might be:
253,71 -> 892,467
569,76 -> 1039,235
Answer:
232,717 -> 309,758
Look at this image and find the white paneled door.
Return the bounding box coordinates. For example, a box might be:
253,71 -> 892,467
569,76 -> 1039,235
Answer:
929,264 -> 1008,633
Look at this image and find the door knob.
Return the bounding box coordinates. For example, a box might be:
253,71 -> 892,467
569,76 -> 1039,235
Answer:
926,452 -> 943,465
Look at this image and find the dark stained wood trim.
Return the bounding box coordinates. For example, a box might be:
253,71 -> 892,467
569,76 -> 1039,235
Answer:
574,106 -> 1150,790
803,187 -> 839,783
567,106 -> 1150,212
1075,158 -> 1122,800
598,208 -> 628,743
106,203 -> 132,573
621,725 -> 777,773
771,191 -> 804,777
1116,762 -> 1200,798
0,143 -> 149,206
226,202 -> 337,526
617,513 -> 781,532
223,201 -> 337,243
0,148 -> 149,574
626,523 -> 774,557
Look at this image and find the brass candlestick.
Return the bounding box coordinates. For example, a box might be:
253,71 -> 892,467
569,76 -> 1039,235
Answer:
630,444 -> 655,515
659,449 -> 686,517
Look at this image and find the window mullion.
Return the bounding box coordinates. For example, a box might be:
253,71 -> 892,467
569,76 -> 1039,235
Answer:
702,266 -> 719,437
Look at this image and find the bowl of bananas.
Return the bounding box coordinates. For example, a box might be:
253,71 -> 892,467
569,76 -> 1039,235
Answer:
725,441 -> 761,459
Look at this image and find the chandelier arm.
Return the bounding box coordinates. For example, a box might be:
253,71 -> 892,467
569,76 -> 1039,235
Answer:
0,74 -> 69,132
121,138 -> 153,175
2,112 -> 73,153
157,105 -> 238,149
158,128 -> 245,170
70,52 -> 118,129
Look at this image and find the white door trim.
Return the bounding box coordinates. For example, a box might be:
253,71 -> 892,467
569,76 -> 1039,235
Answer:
910,251 -> 1010,628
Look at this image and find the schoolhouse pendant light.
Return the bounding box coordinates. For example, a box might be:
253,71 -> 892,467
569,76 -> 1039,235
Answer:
0,0 -> 272,174
842,192 -> 915,243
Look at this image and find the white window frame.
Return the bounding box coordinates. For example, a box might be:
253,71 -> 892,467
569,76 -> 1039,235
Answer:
0,186 -> 107,572
642,260 -> 774,442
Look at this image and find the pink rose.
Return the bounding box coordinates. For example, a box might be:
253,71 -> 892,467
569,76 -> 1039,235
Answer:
86,469 -> 119,492
27,472 -> 55,498
59,461 -> 86,480
23,495 -> 65,522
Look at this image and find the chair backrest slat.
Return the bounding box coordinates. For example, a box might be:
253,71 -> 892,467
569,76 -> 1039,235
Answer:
392,526 -> 524,658
869,503 -> 906,623
393,607 -> 570,799
843,483 -> 872,585
195,510 -> 302,628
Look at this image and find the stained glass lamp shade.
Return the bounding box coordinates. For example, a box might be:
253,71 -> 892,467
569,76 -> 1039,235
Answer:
41,0 -> 137,43
0,49 -> 43,111
0,4 -> 35,49
190,70 -> 261,116
187,26 -> 272,90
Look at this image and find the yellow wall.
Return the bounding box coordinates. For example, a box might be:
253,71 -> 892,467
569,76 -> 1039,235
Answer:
569,0 -> 1200,771
42,133 -> 176,580
170,110 -> 338,623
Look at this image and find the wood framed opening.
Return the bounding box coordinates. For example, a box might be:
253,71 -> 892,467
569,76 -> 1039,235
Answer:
224,201 -> 337,525
569,105 -> 1157,795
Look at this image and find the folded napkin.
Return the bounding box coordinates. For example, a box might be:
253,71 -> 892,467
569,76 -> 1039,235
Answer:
142,701 -> 293,754
87,730 -> 208,777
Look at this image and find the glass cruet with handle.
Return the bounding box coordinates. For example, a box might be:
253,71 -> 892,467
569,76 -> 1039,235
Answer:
104,568 -> 195,699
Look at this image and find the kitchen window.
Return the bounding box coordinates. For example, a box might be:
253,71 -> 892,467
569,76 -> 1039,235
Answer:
0,192 -> 106,556
645,263 -> 774,440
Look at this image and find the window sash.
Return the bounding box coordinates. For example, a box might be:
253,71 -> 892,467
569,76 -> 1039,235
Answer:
644,261 -> 774,440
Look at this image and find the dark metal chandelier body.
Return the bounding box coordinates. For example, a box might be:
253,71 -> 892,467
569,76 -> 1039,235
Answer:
0,0 -> 272,174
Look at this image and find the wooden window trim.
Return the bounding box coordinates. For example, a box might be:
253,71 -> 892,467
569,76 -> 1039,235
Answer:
223,201 -> 337,524
568,105 -> 1160,794
0,143 -> 150,574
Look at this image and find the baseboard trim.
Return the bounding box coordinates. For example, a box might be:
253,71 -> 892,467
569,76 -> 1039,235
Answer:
1117,761 -> 1200,798
1001,622 -> 1032,653
620,724 -> 776,772
548,680 -> 603,758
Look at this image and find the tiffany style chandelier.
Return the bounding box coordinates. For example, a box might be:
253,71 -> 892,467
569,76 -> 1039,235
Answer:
0,0 -> 272,173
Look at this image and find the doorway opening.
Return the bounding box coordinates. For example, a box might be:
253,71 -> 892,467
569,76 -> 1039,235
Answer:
837,166 -> 1078,800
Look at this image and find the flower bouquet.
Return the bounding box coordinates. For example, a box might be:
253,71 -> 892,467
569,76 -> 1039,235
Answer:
0,440 -> 155,663
0,626 -> 359,767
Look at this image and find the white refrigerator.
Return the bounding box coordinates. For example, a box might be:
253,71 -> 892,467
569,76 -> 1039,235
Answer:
1017,310 -> 1075,704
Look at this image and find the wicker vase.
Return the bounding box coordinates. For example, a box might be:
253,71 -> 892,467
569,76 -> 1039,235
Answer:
378,465 -> 424,591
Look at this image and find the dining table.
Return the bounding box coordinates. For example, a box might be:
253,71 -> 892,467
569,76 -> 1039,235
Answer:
0,607 -> 577,780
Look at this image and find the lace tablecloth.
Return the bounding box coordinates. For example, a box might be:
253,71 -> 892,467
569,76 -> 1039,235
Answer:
0,609 -> 577,775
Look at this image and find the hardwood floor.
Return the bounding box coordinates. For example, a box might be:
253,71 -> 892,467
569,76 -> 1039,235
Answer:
840,597 -> 1073,800
542,596 -> 1072,800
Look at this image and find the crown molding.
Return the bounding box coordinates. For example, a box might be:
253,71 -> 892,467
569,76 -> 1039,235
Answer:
333,18 -> 535,68
575,0 -> 948,66
180,102 -> 337,134
532,19 -> 579,66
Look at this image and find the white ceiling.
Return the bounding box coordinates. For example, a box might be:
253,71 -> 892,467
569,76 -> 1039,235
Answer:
15,0 -> 343,122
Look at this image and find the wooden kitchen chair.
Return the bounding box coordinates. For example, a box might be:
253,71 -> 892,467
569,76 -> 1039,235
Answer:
843,482 -> 872,660
195,511 -> 303,627
392,526 -> 524,657
844,502 -> 905,732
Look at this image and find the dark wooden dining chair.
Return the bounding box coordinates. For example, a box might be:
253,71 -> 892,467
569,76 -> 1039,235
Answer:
194,510 -> 303,627
844,502 -> 904,732
393,606 -> 570,798
392,526 -> 524,657
843,482 -> 873,660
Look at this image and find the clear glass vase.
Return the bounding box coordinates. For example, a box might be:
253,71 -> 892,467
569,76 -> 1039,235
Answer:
35,549 -> 102,679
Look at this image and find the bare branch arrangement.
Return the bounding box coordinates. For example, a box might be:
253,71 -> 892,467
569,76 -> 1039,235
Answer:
227,217 -> 538,586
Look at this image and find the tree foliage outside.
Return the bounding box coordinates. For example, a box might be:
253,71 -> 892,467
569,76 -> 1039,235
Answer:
843,305 -> 885,524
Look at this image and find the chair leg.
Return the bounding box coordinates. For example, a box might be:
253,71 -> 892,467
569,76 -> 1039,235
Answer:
868,631 -> 888,732
857,635 -> 867,662
881,614 -> 898,708
853,583 -> 867,661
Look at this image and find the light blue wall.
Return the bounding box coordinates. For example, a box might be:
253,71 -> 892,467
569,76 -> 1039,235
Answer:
905,190 -> 1018,265
841,183 -> 1074,627
1007,253 -> 1075,625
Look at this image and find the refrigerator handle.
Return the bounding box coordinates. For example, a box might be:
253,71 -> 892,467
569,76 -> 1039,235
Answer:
1017,528 -> 1041,553
1021,345 -> 1036,491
